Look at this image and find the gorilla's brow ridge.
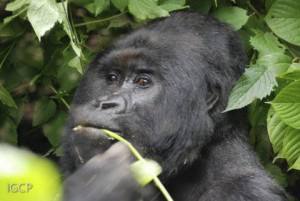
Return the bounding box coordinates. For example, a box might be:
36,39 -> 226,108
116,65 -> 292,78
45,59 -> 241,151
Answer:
99,48 -> 160,74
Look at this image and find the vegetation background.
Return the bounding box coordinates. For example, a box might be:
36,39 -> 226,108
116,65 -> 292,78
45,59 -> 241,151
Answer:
0,0 -> 300,200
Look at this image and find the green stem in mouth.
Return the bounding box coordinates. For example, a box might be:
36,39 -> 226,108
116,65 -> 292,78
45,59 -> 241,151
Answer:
100,129 -> 173,201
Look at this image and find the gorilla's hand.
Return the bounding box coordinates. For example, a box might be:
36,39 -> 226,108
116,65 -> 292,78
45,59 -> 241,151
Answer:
64,142 -> 143,201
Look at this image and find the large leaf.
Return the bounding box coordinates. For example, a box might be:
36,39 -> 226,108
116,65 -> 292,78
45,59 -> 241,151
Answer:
27,0 -> 63,41
267,109 -> 300,170
271,81 -> 300,129
68,56 -> 82,74
128,0 -> 169,20
212,7 -> 249,30
33,98 -> 57,127
290,156 -> 300,170
57,2 -> 82,61
279,70 -> 300,81
108,15 -> 131,29
267,112 -> 287,154
249,31 -> 285,56
43,111 -> 67,151
288,63 -> 300,71
0,85 -> 17,108
112,0 -> 128,12
225,65 -> 277,112
283,127 -> 300,168
256,53 -> 291,75
265,0 -> 300,46
5,0 -> 30,12
94,0 -> 110,16
159,0 -> 188,12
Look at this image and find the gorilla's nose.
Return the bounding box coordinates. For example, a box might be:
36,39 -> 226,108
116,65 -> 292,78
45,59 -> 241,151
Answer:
101,102 -> 118,110
98,95 -> 127,114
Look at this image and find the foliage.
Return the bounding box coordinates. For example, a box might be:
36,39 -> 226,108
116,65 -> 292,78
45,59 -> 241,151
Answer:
0,143 -> 62,201
0,0 -> 300,199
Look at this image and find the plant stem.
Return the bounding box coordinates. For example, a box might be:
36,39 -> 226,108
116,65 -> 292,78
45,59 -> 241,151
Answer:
50,86 -> 70,110
0,40 -> 17,69
74,13 -> 126,27
246,2 -> 263,18
101,129 -> 173,201
153,177 -> 174,201
101,129 -> 144,160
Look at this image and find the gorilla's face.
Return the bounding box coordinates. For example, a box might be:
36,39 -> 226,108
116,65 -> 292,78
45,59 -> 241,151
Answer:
63,12 -> 246,180
65,30 -> 215,179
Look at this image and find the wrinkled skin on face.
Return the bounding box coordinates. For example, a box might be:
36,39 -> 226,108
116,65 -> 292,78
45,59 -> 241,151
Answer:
62,11 -> 287,201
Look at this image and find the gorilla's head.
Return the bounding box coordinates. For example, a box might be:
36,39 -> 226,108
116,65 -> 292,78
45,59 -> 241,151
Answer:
62,12 -> 246,180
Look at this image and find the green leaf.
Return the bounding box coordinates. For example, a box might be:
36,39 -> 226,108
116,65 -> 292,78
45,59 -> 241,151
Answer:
248,100 -> 269,127
27,0 -> 63,41
283,127 -> 300,168
225,65 -> 277,112
0,85 -> 17,108
33,97 -> 57,126
57,65 -> 80,92
131,159 -> 162,186
265,0 -> 300,46
159,0 -> 188,12
111,0 -> 128,12
267,112 -> 288,154
256,53 -> 291,75
279,70 -> 300,81
159,0 -> 185,4
265,163 -> 288,187
94,0 -> 110,16
70,0 -> 95,15
68,56 -> 83,74
271,81 -> 300,129
288,63 -> 300,71
5,0 -> 30,12
249,31 -> 285,56
267,109 -> 300,170
290,156 -> 300,170
4,6 -> 28,24
108,16 -> 131,29
265,0 -> 277,10
128,0 -> 169,20
0,21 -> 24,37
57,2 -> 82,58
212,7 -> 249,30
43,111 -> 67,149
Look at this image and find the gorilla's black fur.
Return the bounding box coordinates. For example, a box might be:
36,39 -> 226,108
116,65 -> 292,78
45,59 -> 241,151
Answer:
61,11 -> 287,201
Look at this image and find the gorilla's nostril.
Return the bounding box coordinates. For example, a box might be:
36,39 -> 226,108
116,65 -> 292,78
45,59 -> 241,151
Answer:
101,102 -> 118,110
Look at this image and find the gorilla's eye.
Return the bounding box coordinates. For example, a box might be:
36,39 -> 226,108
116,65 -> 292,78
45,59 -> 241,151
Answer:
106,71 -> 120,83
135,74 -> 152,88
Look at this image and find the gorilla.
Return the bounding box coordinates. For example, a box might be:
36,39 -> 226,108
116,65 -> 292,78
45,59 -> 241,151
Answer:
61,11 -> 287,201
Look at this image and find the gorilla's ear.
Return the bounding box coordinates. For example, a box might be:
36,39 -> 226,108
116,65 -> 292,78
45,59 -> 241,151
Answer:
206,84 -> 220,111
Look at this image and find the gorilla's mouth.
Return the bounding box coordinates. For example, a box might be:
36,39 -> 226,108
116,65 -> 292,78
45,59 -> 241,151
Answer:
73,124 -> 124,145
71,125 -> 124,164
72,125 -> 123,142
